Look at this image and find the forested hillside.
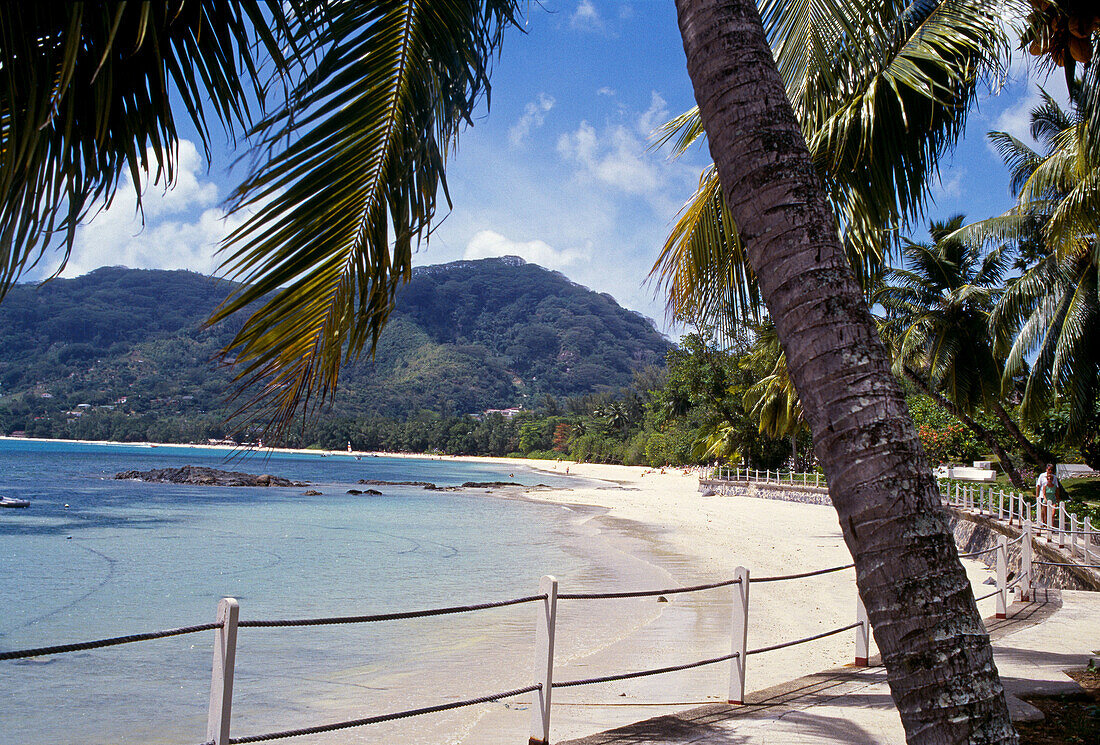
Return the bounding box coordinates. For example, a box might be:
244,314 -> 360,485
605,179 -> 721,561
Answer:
0,258 -> 670,441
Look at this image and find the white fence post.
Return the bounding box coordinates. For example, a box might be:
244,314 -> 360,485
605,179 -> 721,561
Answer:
1021,521 -> 1033,602
728,566 -> 750,705
530,575 -> 558,745
995,535 -> 1008,619
207,598 -> 240,745
855,591 -> 869,666
1071,514 -> 1079,556
1058,503 -> 1066,548
998,490 -> 1004,520
1086,517 -> 1094,565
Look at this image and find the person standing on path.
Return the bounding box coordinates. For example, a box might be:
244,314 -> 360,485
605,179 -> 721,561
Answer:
1035,464 -> 1060,501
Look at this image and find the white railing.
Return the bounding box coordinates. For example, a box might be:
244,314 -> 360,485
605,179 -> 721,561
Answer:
943,481 -> 1100,568
3,562 -> 876,745
710,467 -> 826,489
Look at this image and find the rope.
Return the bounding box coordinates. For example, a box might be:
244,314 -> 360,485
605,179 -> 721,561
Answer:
558,578 -> 740,601
957,545 -> 999,559
1033,561 -> 1100,569
552,652 -> 738,688
0,623 -> 219,661
750,564 -> 854,583
1005,574 -> 1025,589
973,588 -> 1002,602
237,595 -> 545,628
746,622 -> 863,656
226,684 -> 541,743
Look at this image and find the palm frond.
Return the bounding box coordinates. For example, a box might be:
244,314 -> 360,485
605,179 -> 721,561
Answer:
988,131 -> 1043,195
211,0 -> 520,433
653,1 -> 1010,335
0,1 -> 293,300
648,166 -> 761,336
651,105 -> 705,157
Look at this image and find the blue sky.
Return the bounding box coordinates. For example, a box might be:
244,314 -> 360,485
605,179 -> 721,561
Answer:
54,1 -> 1069,337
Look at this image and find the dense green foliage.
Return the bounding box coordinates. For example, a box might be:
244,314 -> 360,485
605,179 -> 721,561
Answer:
0,267 -> 798,466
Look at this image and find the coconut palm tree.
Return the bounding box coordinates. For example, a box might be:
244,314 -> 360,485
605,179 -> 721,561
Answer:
741,321 -> 807,466
875,215 -> 1043,487
675,1 -> 1016,741
0,3 -> 293,294
652,0 -> 1009,336
962,82 -> 1100,440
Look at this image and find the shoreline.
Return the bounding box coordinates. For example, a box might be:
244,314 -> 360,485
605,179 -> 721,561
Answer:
1,437 -> 1003,744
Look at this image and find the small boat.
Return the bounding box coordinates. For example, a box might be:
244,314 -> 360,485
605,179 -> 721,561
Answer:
0,496 -> 30,508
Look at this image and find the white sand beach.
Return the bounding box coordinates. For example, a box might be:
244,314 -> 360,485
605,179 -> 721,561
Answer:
421,455 -> 1001,744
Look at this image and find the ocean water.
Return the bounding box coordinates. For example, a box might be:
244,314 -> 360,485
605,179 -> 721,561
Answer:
0,440 -> 680,745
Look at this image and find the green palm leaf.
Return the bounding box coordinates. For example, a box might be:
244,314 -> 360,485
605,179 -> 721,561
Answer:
210,0 -> 519,432
0,1 -> 292,299
651,0 -> 1008,333
980,81 -> 1100,436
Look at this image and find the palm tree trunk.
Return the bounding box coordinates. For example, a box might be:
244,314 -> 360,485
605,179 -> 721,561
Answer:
903,367 -> 1028,490
991,401 -> 1055,467
674,1 -> 1015,743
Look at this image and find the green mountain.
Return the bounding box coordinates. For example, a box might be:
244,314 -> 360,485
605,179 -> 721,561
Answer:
0,258 -> 670,438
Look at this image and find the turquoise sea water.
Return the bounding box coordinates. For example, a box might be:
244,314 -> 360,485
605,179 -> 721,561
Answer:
0,440 -> 671,745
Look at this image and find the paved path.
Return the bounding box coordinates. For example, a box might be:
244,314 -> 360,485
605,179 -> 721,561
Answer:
560,590 -> 1099,744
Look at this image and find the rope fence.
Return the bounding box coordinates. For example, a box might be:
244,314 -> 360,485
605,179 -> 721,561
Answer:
0,622 -> 219,662
1034,561 -> 1100,569
4,558 -> 880,745
746,622 -> 863,657
236,595 -> 546,628
957,545 -> 999,559
224,684 -> 542,744
750,563 -> 853,583
552,652 -> 739,688
558,577 -> 740,600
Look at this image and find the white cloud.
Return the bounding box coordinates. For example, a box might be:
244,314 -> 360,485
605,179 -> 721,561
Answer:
934,168 -> 966,200
597,86 -> 616,97
508,93 -> 555,147
571,0 -> 603,31
462,229 -> 587,269
62,140 -> 242,278
636,91 -> 669,137
558,120 -> 661,196
993,86 -> 1042,144
989,69 -> 1072,150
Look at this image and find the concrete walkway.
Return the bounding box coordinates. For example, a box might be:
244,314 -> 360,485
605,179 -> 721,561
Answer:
560,590 -> 1099,744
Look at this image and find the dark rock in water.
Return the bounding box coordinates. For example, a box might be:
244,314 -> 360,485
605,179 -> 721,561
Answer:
346,489 -> 363,495
303,490 -> 322,496
354,478 -> 535,492
460,481 -> 527,488
113,466 -> 306,487
364,488 -> 383,496
358,479 -> 437,488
